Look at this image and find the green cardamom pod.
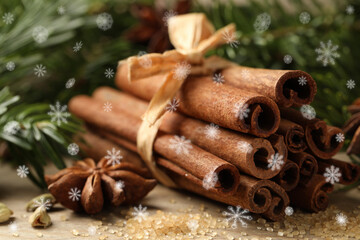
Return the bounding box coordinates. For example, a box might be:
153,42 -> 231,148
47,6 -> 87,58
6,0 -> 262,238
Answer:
0,202 -> 13,223
26,193 -> 56,212
29,206 -> 52,228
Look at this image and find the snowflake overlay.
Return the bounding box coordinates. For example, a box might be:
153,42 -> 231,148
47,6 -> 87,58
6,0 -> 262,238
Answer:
8,221 -> 18,233
104,68 -> 114,79
267,153 -> 284,171
96,13 -> 113,31
173,62 -> 191,81
223,206 -> 252,229
68,187 -> 81,201
169,135 -> 193,155
202,171 -> 218,190
241,69 -> 250,79
34,64 -> 47,77
132,204 -> 149,223
138,51 -> 152,69
347,79 -> 356,89
323,165 -> 341,184
115,180 -> 125,190
3,12 -> 14,25
213,73 -> 225,85
233,102 -> 250,120
204,123 -> 220,140
65,78 -> 76,89
34,197 -> 52,210
165,98 -> 180,112
187,219 -> 199,232
336,213 -> 348,226
103,101 -> 112,112
32,26 -> 49,43
283,54 -> 293,64
335,133 -> 345,143
162,9 -> 177,26
17,165 -> 29,178
105,148 -> 123,166
299,12 -> 311,24
88,226 -> 97,236
6,61 -> 15,71
315,40 -> 340,67
254,13 -> 271,33
3,121 -> 20,135
298,76 -> 307,86
73,41 -> 83,52
222,30 -> 239,48
57,6 -> 66,15
285,206 -> 294,216
48,101 -> 71,126
237,141 -> 253,153
300,105 -> 316,120
68,143 -> 79,156
346,5 -> 354,15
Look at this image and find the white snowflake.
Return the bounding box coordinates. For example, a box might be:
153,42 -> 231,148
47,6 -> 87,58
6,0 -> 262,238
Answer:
104,68 -> 114,79
315,40 -> 340,67
187,219 -> 199,232
347,79 -> 356,89
162,9 -> 177,26
285,206 -> 294,216
8,221 -> 18,233
67,143 -> 79,156
57,6 -> 66,15
233,102 -> 250,120
88,226 -> 97,236
323,165 -> 341,184
213,73 -> 225,85
267,153 -> 284,171
173,62 -> 191,81
2,12 -> 14,25
32,26 -> 49,44
222,30 -> 239,48
48,101 -> 71,126
336,213 -> 348,226
65,78 -> 76,89
283,54 -> 293,64
68,187 -> 81,201
237,141 -> 253,153
115,180 -> 125,190
103,101 -> 112,112
346,5 -> 354,15
6,61 -> 15,71
299,12 -> 311,24
96,12 -> 113,31
73,41 -> 83,52
204,123 -> 220,140
300,105 -> 316,120
253,13 -> 271,33
223,206 -> 252,229
169,135 -> 193,155
105,148 -> 123,166
165,98 -> 180,112
34,197 -> 52,210
3,121 -> 20,135
202,172 -> 218,190
132,204 -> 149,223
34,64 -> 46,77
241,69 -> 250,79
17,165 -> 29,178
138,51 -> 152,69
335,133 -> 345,143
298,76 -> 307,86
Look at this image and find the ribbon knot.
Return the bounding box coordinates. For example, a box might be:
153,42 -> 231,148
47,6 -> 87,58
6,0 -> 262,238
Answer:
120,13 -> 236,187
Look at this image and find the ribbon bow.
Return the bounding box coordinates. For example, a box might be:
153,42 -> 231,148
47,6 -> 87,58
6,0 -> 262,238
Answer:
120,13 -> 236,187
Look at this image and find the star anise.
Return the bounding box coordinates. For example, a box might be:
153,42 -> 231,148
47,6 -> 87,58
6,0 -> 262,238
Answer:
45,158 -> 156,214
344,98 -> 360,155
126,0 -> 191,53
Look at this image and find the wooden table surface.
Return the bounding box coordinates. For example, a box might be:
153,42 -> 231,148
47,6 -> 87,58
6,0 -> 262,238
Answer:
0,153 -> 359,240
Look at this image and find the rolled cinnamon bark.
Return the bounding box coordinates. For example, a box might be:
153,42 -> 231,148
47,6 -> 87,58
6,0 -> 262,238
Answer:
317,158 -> 360,185
221,66 -> 317,108
276,119 -> 307,153
288,175 -> 333,212
69,95 -> 240,194
93,87 -> 285,179
116,64 -> 281,137
347,127 -> 360,155
272,161 -> 300,191
288,152 -> 318,186
280,108 -> 344,159
343,113 -> 360,136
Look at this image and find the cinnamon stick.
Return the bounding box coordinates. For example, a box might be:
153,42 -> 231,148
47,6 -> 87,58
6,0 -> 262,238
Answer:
93,87 -> 286,179
272,161 -> 300,191
116,64 -> 281,137
288,175 -> 333,212
69,95 -> 240,194
276,119 -> 307,153
288,152 -> 318,186
221,66 -> 317,108
280,108 -> 344,159
317,158 -> 360,185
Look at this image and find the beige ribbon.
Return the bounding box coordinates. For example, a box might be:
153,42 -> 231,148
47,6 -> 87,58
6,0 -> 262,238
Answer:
120,13 -> 236,187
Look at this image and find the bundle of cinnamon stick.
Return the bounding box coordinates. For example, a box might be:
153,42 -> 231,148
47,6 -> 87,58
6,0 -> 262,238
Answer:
69,63 -> 360,221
